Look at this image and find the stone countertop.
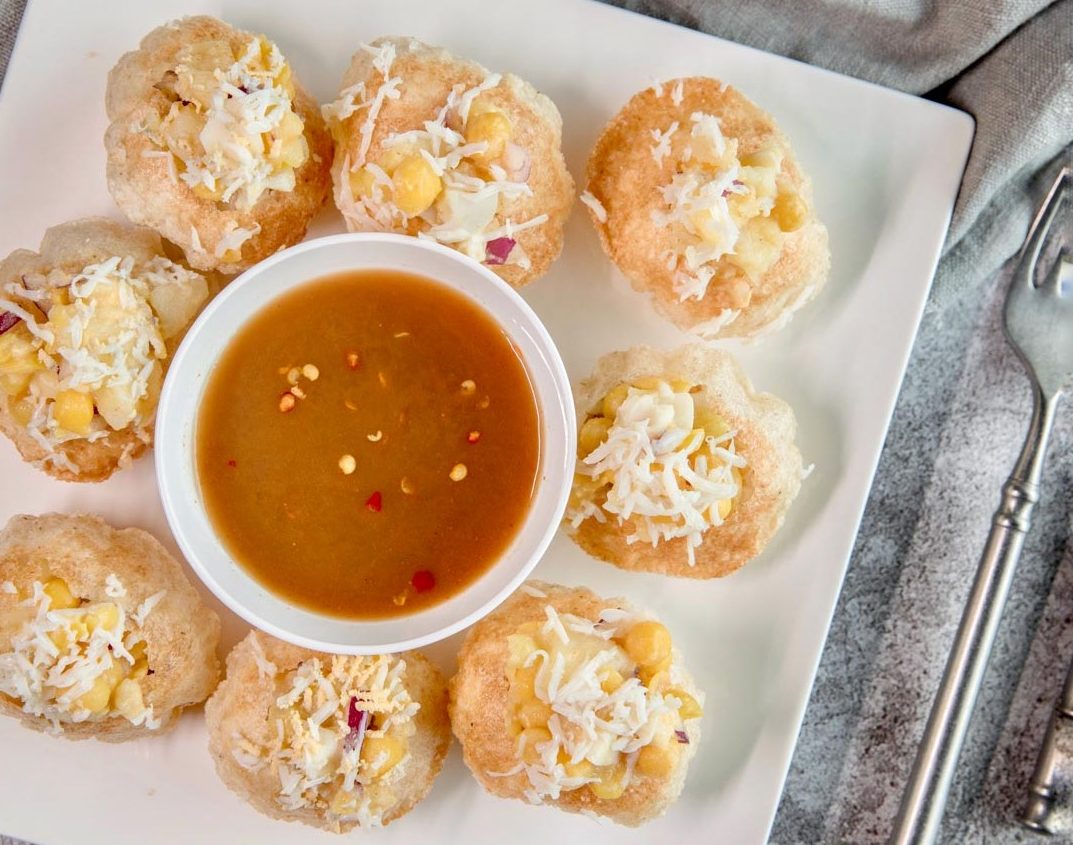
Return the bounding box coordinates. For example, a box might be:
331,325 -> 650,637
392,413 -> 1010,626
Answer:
1,2 -> 1071,844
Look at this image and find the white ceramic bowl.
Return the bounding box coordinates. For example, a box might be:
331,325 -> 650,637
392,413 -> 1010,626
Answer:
156,233 -> 574,654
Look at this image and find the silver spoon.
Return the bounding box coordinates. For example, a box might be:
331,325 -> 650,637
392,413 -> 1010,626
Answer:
890,166 -> 1072,845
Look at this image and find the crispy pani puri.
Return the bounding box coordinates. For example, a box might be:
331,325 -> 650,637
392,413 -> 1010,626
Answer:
324,37 -> 574,287
105,16 -> 332,273
0,513 -> 221,741
205,632 -> 450,831
0,218 -> 211,482
585,77 -> 830,339
566,345 -> 803,578
449,581 -> 703,826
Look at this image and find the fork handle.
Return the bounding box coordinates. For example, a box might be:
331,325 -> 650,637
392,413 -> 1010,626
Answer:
890,390 -> 1058,845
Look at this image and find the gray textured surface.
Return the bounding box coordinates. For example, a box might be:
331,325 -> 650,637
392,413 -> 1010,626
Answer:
0,2 -> 1071,845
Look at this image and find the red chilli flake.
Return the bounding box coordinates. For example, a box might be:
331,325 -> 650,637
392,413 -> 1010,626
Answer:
365,491 -> 383,513
345,350 -> 361,371
484,237 -> 515,266
411,570 -> 436,593
344,697 -> 369,754
674,729 -> 690,745
0,311 -> 20,336
466,431 -> 481,444
226,459 -> 238,468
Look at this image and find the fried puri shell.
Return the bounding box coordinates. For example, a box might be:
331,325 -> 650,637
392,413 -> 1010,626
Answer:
449,581 -> 702,826
586,78 -> 830,339
0,218 -> 206,483
0,513 -> 221,741
568,345 -> 803,578
330,36 -> 574,287
205,633 -> 450,831
105,16 -> 332,273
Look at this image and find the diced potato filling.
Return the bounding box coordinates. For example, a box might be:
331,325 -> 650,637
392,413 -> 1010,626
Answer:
0,255 -> 208,453
569,377 -> 743,530
505,612 -> 702,801
231,654 -> 417,826
0,577 -> 153,724
151,36 -> 308,208
659,113 -> 810,299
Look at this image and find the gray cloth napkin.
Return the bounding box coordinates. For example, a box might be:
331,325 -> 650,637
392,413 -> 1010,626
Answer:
607,0 -> 1073,310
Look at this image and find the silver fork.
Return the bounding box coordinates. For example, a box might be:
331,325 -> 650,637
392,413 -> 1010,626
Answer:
890,166 -> 1072,845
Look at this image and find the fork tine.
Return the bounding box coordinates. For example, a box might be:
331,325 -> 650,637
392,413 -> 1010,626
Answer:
1018,168 -> 1072,287
1042,249 -> 1073,296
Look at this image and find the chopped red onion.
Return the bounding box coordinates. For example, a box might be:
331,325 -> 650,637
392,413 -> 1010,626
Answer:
674,729 -> 689,744
503,142 -> 531,182
0,312 -> 19,336
484,237 -> 516,266
344,697 -> 369,755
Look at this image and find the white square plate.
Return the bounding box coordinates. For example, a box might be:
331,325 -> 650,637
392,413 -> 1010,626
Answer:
0,1 -> 973,843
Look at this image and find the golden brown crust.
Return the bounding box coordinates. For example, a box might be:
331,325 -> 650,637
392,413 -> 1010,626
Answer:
329,36 -> 574,287
585,78 -> 830,338
205,632 -> 450,831
448,581 -> 701,826
567,345 -> 803,578
105,16 -> 332,273
0,217 -> 206,482
0,513 -> 221,742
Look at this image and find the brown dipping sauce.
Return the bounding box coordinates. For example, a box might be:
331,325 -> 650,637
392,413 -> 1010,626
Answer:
196,269 -> 541,620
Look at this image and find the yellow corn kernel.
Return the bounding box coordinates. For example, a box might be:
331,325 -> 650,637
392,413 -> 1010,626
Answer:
86,602 -> 119,634
192,183 -> 218,201
621,620 -> 672,669
49,287 -> 71,307
48,628 -> 69,650
599,669 -> 625,694
564,758 -> 594,780
391,155 -> 442,216
588,762 -> 627,800
694,408 -> 729,439
519,727 -> 552,763
668,688 -> 704,720
73,675 -> 113,714
516,699 -> 552,729
640,657 -> 673,688
636,743 -> 677,778
716,497 -> 733,521
42,577 -> 78,610
578,416 -> 612,458
129,640 -> 150,679
643,668 -> 672,691
773,191 -> 808,232
465,110 -> 512,163
53,389 -> 95,436
113,679 -> 145,721
360,734 -> 406,776
600,383 -> 631,419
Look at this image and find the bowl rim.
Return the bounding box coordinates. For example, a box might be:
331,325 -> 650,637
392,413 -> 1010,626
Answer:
155,232 -> 575,654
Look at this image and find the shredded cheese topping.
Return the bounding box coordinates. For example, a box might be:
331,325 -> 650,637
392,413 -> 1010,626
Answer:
0,577 -> 160,732
567,379 -> 746,567
145,35 -> 308,210
649,109 -> 787,303
324,41 -> 547,271
231,649 -> 420,830
0,254 -> 208,473
494,604 -> 698,802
